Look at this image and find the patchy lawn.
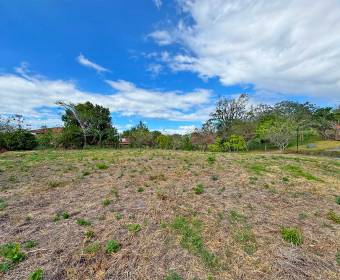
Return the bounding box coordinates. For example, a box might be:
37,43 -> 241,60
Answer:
0,149 -> 339,279
287,140 -> 340,157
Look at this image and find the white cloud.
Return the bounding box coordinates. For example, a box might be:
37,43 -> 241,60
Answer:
0,69 -> 214,127
152,0 -> 340,102
161,125 -> 197,135
153,0 -> 162,9
77,53 -> 109,73
147,63 -> 163,77
148,30 -> 173,46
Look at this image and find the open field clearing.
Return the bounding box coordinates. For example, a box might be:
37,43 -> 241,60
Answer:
0,149 -> 339,280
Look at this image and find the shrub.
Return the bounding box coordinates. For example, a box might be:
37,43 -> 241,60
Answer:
224,134 -> 247,152
36,129 -> 55,148
281,227 -> 303,246
106,240 -> 120,253
56,125 -> 83,149
193,184 -> 204,195
28,268 -> 43,280
2,130 -> 37,150
137,187 -> 144,193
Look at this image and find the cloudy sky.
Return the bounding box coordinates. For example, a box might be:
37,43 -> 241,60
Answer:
1,0 -> 339,133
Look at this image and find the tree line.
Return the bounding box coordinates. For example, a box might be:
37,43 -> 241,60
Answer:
0,95 -> 339,152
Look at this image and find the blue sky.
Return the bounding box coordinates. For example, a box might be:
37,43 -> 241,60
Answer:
1,0 -> 339,133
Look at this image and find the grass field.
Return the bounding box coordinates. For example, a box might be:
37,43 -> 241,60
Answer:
0,149 -> 339,279
287,140 -> 340,157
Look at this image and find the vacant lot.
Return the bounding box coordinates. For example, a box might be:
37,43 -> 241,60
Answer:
0,149 -> 339,280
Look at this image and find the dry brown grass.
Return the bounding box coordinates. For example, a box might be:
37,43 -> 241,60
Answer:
0,149 -> 339,279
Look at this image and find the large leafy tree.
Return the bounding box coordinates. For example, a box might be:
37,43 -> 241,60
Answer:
209,94 -> 249,136
312,107 -> 338,139
57,101 -> 115,147
122,121 -> 151,148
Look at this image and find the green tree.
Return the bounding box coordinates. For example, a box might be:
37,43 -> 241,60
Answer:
265,119 -> 296,151
57,101 -> 115,148
209,94 -> 249,136
312,107 -> 337,139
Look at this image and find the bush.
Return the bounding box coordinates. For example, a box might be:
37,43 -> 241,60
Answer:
56,125 -> 83,148
36,129 -> 55,148
225,134 -> 247,152
1,130 -> 37,150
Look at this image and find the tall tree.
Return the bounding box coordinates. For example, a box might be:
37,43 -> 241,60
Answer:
57,101 -> 113,148
209,94 -> 249,136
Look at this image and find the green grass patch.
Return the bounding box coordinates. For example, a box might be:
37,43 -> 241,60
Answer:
96,162 -> 109,170
164,271 -> 183,280
127,223 -> 141,233
335,196 -> 340,205
207,155 -> 216,164
77,218 -> 91,227
23,240 -> 38,249
170,216 -> 218,268
193,183 -> 204,195
105,240 -> 120,253
249,163 -> 267,174
137,187 -> 144,193
228,210 -> 257,255
0,198 -> 7,211
0,243 -> 26,272
282,164 -> 318,181
28,268 -> 43,280
281,227 -> 303,246
326,210 -> 340,224
53,211 -> 70,221
102,199 -> 111,206
85,230 -> 95,239
84,242 -> 101,254
336,251 -> 340,265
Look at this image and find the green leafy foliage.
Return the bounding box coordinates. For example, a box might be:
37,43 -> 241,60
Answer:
0,130 -> 37,151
